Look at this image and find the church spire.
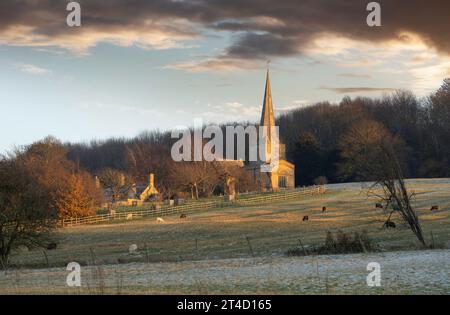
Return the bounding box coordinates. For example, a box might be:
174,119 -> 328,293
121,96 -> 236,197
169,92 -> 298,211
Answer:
260,67 -> 276,164
260,68 -> 275,128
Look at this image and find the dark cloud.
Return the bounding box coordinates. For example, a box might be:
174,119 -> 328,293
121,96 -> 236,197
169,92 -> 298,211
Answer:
1,0 -> 449,58
226,33 -> 301,59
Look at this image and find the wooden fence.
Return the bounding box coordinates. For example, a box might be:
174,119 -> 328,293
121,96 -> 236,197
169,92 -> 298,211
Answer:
60,185 -> 326,227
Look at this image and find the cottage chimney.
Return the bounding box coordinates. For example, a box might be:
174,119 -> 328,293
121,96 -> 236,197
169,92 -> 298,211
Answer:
94,176 -> 101,189
149,173 -> 155,188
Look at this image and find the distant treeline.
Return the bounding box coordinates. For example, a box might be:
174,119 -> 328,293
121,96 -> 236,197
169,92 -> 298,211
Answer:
66,79 -> 450,186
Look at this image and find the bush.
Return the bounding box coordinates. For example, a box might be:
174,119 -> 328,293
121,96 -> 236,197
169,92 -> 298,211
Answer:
314,176 -> 328,185
319,230 -> 374,254
286,230 -> 376,256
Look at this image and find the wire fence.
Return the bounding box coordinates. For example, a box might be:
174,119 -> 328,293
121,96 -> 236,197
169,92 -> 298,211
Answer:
60,185 -> 327,227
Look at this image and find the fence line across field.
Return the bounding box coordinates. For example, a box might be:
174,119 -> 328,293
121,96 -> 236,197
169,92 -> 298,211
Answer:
60,185 -> 327,227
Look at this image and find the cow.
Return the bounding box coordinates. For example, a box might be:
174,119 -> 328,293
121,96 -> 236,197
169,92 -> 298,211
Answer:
302,216 -> 309,222
180,213 -> 187,219
46,243 -> 57,250
375,203 -> 384,209
322,206 -> 327,212
384,221 -> 396,229
430,205 -> 439,211
156,217 -> 165,223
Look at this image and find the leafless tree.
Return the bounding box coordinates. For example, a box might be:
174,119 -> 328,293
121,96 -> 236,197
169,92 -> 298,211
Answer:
339,120 -> 426,245
97,168 -> 133,203
169,161 -> 220,199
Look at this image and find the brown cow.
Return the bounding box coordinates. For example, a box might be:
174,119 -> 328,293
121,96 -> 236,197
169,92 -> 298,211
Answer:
430,205 -> 439,211
322,206 -> 327,212
302,216 -> 309,222
180,213 -> 187,219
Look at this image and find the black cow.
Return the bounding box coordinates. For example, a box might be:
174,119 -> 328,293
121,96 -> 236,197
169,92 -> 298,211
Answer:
46,243 -> 57,250
302,216 -> 309,222
384,221 -> 396,229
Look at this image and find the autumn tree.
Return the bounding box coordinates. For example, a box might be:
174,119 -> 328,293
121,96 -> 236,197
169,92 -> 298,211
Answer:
53,170 -> 102,218
0,146 -> 58,268
0,137 -> 104,268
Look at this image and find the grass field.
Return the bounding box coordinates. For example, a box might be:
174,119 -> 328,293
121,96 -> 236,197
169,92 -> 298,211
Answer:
1,179 -> 450,294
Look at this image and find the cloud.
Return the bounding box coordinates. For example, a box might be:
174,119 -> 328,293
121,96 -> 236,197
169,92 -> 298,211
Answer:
2,0 -> 450,92
1,1 -> 450,58
0,1 -> 200,55
222,102 -> 261,118
164,57 -> 259,73
201,102 -> 261,122
338,73 -> 372,79
225,33 -> 302,60
320,86 -> 397,94
408,61 -> 450,93
79,102 -> 163,116
17,63 -> 51,75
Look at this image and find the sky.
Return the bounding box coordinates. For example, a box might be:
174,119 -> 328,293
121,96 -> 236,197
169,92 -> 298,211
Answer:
1,0 -> 450,153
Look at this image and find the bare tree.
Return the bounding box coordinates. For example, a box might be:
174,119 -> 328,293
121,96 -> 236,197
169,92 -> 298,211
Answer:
339,120 -> 426,245
169,161 -> 220,199
97,168 -> 132,203
124,142 -> 174,198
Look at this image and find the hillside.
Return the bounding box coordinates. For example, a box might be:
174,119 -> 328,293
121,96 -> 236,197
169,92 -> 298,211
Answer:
2,179 -> 449,294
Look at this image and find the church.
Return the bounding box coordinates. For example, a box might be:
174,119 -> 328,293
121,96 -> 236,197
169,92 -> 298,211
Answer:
245,70 -> 296,190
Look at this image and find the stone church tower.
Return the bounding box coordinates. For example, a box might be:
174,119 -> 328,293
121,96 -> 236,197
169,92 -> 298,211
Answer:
245,69 -> 295,190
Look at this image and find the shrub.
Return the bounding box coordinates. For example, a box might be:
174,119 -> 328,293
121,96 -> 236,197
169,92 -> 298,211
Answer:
314,176 -> 328,185
286,230 -> 376,257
